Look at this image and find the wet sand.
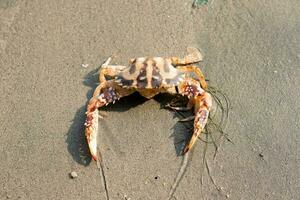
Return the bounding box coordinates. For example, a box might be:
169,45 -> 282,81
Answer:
0,0 -> 299,199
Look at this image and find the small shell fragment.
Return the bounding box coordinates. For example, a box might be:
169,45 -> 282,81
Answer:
70,171 -> 78,179
81,63 -> 89,68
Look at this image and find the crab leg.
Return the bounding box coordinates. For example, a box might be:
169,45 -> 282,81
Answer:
183,92 -> 212,154
176,65 -> 208,90
99,57 -> 127,83
169,47 -> 207,89
170,47 -> 203,66
85,81 -> 134,160
166,98 -> 194,111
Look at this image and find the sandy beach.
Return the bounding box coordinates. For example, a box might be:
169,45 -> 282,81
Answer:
0,0 -> 299,199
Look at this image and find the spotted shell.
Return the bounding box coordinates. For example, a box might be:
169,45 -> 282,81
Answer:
115,57 -> 183,89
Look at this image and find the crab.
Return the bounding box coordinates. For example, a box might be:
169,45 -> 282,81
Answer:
84,47 -> 212,160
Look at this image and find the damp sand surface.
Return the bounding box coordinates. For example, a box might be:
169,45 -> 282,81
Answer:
0,0 -> 299,199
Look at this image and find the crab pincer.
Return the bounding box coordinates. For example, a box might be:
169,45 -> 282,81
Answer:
183,92 -> 212,153
177,77 -> 212,154
85,81 -> 134,160
84,82 -> 119,160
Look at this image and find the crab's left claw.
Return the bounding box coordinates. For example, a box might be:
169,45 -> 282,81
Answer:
183,92 -> 212,154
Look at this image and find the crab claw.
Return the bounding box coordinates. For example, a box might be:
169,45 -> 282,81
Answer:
85,83 -> 121,160
183,92 -> 212,154
85,81 -> 135,160
85,97 -> 106,160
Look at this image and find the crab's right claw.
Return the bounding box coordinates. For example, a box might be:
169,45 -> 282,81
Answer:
85,83 -> 121,160
85,99 -> 102,160
85,81 -> 135,160
183,92 -> 212,154
85,96 -> 107,160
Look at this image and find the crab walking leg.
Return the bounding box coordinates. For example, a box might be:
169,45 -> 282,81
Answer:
170,47 -> 203,66
183,92 -> 212,154
85,81 -> 134,160
99,57 -> 127,83
176,65 -> 208,90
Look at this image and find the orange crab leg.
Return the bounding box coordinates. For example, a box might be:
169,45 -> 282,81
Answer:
85,81 -> 134,160
170,47 -> 203,65
176,65 -> 208,90
183,92 -> 212,154
99,57 -> 127,83
169,47 -> 207,89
